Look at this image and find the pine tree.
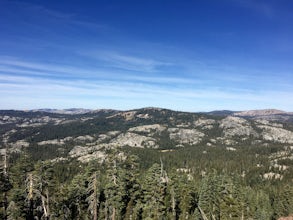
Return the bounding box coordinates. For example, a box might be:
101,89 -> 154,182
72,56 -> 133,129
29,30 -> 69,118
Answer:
121,155 -> 140,220
175,173 -> 197,220
140,162 -> 168,219
65,173 -> 88,219
198,171 -> 221,220
253,190 -> 272,220
272,185 -> 293,219
104,154 -> 127,220
218,176 -> 243,219
35,162 -> 53,219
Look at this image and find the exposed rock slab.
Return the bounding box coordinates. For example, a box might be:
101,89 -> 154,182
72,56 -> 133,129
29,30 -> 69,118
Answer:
220,116 -> 258,137
258,125 -> 293,144
128,124 -> 166,134
168,128 -> 204,145
194,118 -> 216,130
110,132 -> 158,148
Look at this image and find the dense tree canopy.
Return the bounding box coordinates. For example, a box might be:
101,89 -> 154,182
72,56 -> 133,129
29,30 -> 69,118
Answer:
1,148 -> 293,220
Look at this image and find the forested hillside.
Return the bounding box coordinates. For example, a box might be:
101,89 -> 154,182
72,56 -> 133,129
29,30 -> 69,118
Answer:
1,108 -> 293,219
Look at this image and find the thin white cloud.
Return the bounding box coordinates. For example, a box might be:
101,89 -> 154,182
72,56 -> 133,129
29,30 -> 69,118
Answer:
0,57 -> 117,78
1,73 -> 292,111
1,56 -> 292,111
0,58 -> 199,85
0,66 -> 56,77
81,51 -> 172,72
0,58 -> 85,75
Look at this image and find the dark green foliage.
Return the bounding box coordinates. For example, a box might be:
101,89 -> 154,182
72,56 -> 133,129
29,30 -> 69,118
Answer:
1,109 -> 293,219
139,163 -> 167,219
1,149 -> 293,219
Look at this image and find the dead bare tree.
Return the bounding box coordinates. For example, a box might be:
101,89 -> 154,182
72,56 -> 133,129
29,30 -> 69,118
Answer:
1,148 -> 12,220
86,171 -> 99,220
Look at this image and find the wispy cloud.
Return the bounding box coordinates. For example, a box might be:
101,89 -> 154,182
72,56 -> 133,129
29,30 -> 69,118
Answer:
1,71 -> 292,111
1,1 -> 292,111
81,51 -> 172,72
0,56 -> 182,84
0,57 -> 114,79
1,56 -> 292,92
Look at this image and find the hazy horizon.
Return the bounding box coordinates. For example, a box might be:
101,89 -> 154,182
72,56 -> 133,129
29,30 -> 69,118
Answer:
1,107 -> 292,115
1,0 -> 292,111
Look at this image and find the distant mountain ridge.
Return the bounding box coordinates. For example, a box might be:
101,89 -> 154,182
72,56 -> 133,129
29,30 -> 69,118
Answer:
19,107 -> 293,123
206,110 -> 238,116
1,107 -> 293,161
205,109 -> 293,122
233,109 -> 292,117
30,108 -> 293,116
31,108 -> 94,114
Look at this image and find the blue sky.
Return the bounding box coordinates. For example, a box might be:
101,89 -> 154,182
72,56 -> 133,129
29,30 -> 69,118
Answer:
0,0 -> 292,111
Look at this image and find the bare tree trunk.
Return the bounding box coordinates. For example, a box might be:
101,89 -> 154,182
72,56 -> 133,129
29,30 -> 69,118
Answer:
160,157 -> 163,177
171,186 -> 176,219
113,160 -> 117,186
2,150 -> 8,220
93,175 -> 97,220
198,205 -> 209,220
46,189 -> 50,219
112,207 -> 116,220
41,189 -> 50,219
42,194 -> 48,217
3,149 -> 7,176
28,174 -> 33,200
27,173 -> 34,219
212,214 -> 216,220
111,161 -> 117,220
